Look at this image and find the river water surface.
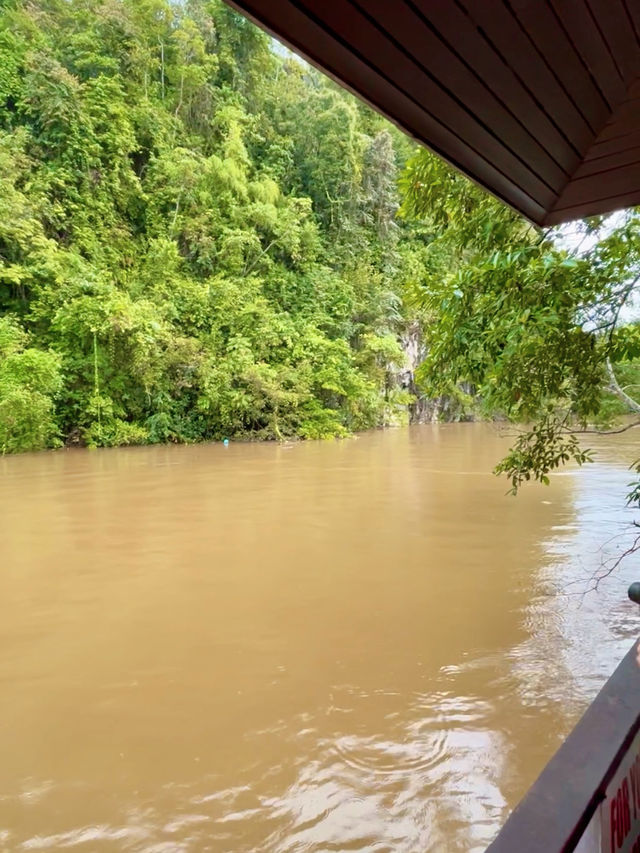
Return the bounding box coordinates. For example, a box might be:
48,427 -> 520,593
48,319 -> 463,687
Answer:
1,424 -> 639,852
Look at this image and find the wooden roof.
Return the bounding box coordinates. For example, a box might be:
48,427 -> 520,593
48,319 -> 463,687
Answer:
225,0 -> 640,226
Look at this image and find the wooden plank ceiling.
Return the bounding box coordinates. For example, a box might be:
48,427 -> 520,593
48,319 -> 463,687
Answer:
225,0 -> 640,226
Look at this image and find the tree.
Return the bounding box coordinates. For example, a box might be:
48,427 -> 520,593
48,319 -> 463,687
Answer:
400,149 -> 640,573
0,0 -> 426,452
0,315 -> 61,452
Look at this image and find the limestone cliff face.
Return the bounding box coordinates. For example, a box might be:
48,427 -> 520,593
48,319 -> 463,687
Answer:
397,323 -> 475,423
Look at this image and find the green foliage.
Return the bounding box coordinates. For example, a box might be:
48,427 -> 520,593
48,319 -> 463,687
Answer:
495,415 -> 593,494
401,148 -> 640,497
609,326 -> 640,362
0,315 -> 62,452
0,0 -> 428,452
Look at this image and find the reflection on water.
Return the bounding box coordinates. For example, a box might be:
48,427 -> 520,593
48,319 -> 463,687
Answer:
0,424 -> 638,851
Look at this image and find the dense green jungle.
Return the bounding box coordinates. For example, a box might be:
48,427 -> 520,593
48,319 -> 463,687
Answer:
2,0 -> 640,465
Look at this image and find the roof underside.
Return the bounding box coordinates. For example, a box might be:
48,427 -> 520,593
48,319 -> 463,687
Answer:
225,0 -> 640,226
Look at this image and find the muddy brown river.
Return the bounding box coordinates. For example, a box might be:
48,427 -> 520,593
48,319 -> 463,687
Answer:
0,424 -> 639,852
